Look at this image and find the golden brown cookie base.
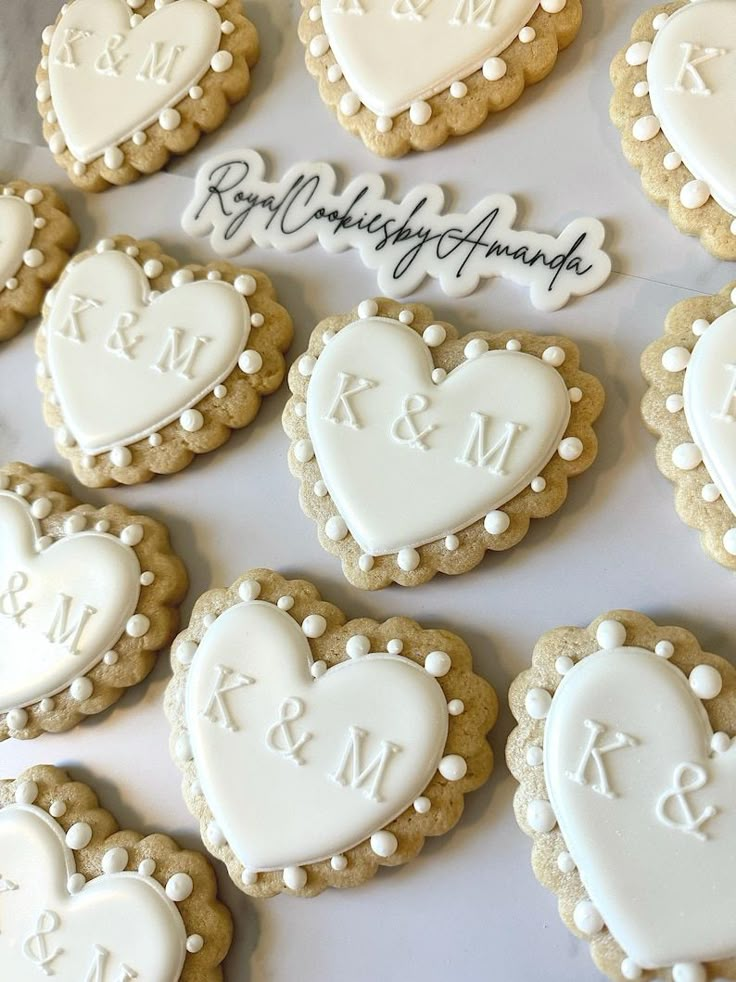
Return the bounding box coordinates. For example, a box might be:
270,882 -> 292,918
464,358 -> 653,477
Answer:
165,568 -> 497,897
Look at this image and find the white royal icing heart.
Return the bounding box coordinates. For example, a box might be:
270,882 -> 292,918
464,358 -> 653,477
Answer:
0,492 -> 140,712
684,307 -> 736,517
186,600 -> 449,870
545,644 -> 736,969
0,804 -> 185,979
0,195 -> 34,290
306,318 -> 571,555
321,0 -> 539,117
47,0 -> 221,163
648,0 -> 736,216
46,249 -> 249,454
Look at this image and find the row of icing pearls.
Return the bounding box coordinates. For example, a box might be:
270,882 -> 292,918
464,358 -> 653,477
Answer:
174,577 -> 468,891
308,0 -> 568,132
0,187 -> 48,293
660,292 -> 736,556
37,0 -> 236,175
523,618 -> 725,982
0,475 -> 153,734
294,301 -> 586,575
39,240 -> 262,469
8,779 -> 206,957
626,6 -> 736,231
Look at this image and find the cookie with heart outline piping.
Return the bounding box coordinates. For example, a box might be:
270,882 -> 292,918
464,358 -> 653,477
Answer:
0,765 -> 232,981
36,235 -> 293,487
299,0 -> 582,157
641,282 -> 736,572
611,0 -> 736,260
283,299 -> 604,589
0,180 -> 78,341
164,568 -> 497,897
0,462 -> 186,740
36,0 -> 259,192
508,610 -> 736,982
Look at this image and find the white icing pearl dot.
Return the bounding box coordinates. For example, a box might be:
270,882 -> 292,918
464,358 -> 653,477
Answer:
397,547 -> 420,572
410,101 -> 432,125
431,368 -> 447,383
211,50 -> 234,73
652,12 -> 669,29
67,874 -> 85,893
104,147 -> 124,170
702,483 -> 720,503
166,872 -> 193,901
541,0 -> 566,9
325,516 -> 348,541
672,443 -> 702,471
171,269 -> 194,287
689,664 -> 722,700
120,524 -> 143,546
448,699 -> 465,716
143,258 -> 163,279
597,619 -> 627,650
15,781 -> 38,805
294,439 -> 314,463
672,964 -> 706,982
573,900 -> 604,935
506,338 -> 522,351
294,401 -> 307,418
66,822 -> 92,850
314,480 -> 327,497
662,346 -> 691,372
7,708 -> 28,730
558,437 -> 583,461
102,847 -> 128,874
24,188 -> 43,205
340,92 -> 361,116
370,830 -> 398,857
450,81 -> 467,98
103,650 -> 119,665
126,614 -> 150,638
302,614 -> 327,638
311,660 -> 327,679
71,677 -> 93,701
557,851 -> 576,873
31,497 -> 52,519
542,345 -> 565,367
425,650 -> 451,677
626,41 -> 651,66
464,338 -> 489,360
49,801 -> 66,818
189,86 -> 203,101
358,299 -> 378,319
680,180 -> 710,210
664,150 -> 682,171
40,698 -> 54,712
278,596 -> 295,611
310,34 -> 330,57
186,935 -> 204,953
5,278 -> 17,290
483,56 -> 507,80
359,554 -> 374,572
328,64 -> 344,83
180,409 -> 204,433
387,639 -> 403,654
632,115 -> 660,142
423,324 -> 446,347
439,754 -> 467,781
654,639 -> 674,659
133,131 -> 147,145
527,799 -> 557,832
214,385 -> 227,399
519,26 -> 536,42
177,641 -> 198,666
283,866 -> 307,890
159,108 -> 181,131
49,133 -> 66,154
711,731 -> 731,754
207,822 -> 226,847
234,273 -> 256,295
526,745 -> 544,766
723,528 -> 736,555
525,687 -> 552,719
250,312 -> 265,328
138,858 -> 155,876
346,635 -> 370,658
376,115 -> 393,133
484,510 -> 510,535
202,613 -> 217,628
298,354 -> 316,376
111,446 -> 132,467
633,80 -> 649,97
445,534 -> 459,551
531,477 -> 547,493
241,868 -> 258,885
692,319 -> 710,337
666,394 -> 684,413
556,655 -> 574,675
239,579 -> 261,601
24,249 -> 44,269
309,5 -> 322,20
413,797 -> 431,814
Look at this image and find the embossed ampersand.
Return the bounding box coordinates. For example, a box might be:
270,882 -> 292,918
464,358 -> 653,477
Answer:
265,697 -> 312,766
390,394 -> 436,451
656,762 -> 717,842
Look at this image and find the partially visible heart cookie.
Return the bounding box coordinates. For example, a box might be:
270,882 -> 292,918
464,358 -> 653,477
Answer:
299,0 -> 582,156
36,0 -> 259,191
165,568 -> 497,897
508,610 -> 736,982
0,765 -> 232,981
0,180 -> 77,341
36,235 -> 293,487
611,0 -> 736,259
0,462 -> 186,740
642,281 -> 736,571
283,299 -> 604,589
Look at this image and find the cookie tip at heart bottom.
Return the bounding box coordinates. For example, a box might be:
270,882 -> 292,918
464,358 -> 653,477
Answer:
508,608 -> 736,981
0,764 -> 232,981
165,567 -> 497,897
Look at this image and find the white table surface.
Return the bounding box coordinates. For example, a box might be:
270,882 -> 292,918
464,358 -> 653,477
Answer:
1,1 -> 735,980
